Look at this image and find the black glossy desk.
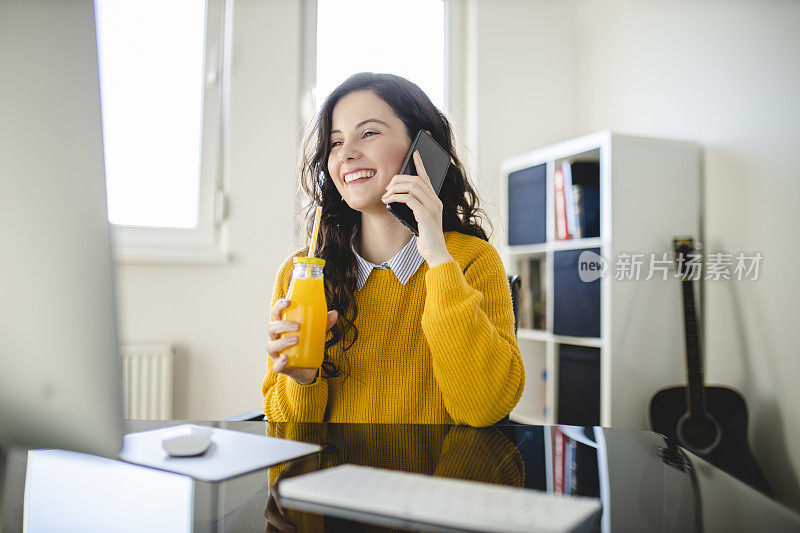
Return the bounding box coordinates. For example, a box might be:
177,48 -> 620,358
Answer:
3,420 -> 799,532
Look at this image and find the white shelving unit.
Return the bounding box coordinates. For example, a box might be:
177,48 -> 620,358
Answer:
501,131 -> 702,429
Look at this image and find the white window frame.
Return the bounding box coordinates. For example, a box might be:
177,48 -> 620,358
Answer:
444,0 -> 467,138
111,0 -> 231,265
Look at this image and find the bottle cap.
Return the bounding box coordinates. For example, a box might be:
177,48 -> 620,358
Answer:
293,257 -> 325,266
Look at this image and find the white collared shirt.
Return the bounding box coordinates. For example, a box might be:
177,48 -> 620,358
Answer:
352,235 -> 425,290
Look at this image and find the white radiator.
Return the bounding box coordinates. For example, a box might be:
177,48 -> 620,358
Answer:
121,343 -> 173,420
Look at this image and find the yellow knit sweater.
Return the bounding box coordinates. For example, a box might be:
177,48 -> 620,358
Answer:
261,231 -> 524,427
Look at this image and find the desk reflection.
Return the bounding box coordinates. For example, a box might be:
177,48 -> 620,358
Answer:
14,422 -> 798,532
266,423 -> 526,532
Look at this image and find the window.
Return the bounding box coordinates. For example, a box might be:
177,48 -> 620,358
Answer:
313,0 -> 445,113
95,0 -> 229,263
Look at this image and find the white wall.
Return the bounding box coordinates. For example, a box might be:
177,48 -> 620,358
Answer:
468,0 -> 800,511
115,0 -> 302,420
465,0 -> 579,248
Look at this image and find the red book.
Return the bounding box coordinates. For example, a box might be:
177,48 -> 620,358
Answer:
553,426 -> 565,494
554,168 -> 571,240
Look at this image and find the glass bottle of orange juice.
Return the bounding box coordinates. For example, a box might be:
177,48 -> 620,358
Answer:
280,257 -> 327,369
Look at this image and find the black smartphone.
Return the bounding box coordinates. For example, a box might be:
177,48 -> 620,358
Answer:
386,130 -> 451,236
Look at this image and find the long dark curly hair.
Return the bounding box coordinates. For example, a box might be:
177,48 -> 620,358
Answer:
298,72 -> 491,378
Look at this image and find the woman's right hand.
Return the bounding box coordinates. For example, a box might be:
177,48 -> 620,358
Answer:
266,298 -> 338,385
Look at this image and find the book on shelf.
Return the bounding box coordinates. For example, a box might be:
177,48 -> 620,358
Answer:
558,433 -> 601,497
570,184 -> 583,239
554,167 -> 571,240
529,259 -> 545,330
565,438 -> 578,495
562,162 -> 581,239
534,295 -> 546,331
572,162 -> 600,239
553,426 -> 565,494
555,162 -> 601,241
516,257 -> 545,331
518,258 -> 532,329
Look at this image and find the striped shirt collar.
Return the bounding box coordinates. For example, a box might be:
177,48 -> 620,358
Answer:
352,234 -> 425,290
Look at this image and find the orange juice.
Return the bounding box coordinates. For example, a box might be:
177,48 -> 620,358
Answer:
280,257 -> 327,369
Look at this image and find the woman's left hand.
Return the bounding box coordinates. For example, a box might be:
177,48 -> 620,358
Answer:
381,150 -> 454,267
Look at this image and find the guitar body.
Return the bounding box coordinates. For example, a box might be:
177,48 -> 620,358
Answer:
649,237 -> 771,497
650,385 -> 771,496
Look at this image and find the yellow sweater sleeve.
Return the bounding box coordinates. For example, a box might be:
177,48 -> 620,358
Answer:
421,243 -> 525,426
261,254 -> 329,422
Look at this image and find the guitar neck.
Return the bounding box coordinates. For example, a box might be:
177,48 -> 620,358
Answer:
681,278 -> 707,417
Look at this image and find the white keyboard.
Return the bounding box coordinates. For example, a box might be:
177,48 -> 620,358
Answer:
277,464 -> 601,533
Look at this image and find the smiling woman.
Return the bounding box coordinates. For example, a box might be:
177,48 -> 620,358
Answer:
262,73 -> 524,427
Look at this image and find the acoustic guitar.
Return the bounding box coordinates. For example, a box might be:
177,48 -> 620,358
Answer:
649,237 -> 771,496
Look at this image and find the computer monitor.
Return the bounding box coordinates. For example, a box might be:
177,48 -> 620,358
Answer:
0,0 -> 123,460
